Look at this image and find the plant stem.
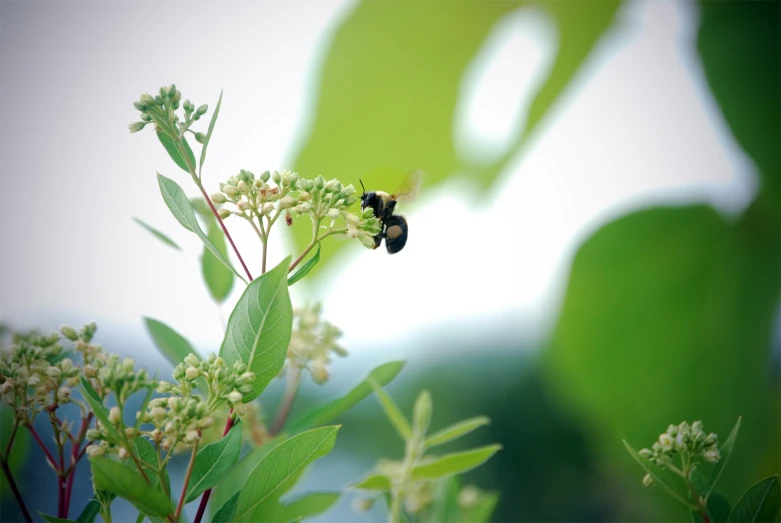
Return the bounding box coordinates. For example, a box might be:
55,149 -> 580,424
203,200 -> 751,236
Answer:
262,215 -> 270,274
0,455 -> 33,523
174,440 -> 200,521
63,413 -> 93,517
193,411 -> 235,523
269,367 -> 301,436
4,421 -> 18,460
26,424 -> 59,471
289,219 -> 323,273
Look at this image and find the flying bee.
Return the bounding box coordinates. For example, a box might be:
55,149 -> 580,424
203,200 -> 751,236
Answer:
359,169 -> 421,254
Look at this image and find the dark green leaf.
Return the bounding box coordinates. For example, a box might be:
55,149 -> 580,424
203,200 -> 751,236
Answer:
0,405 -> 28,500
201,210 -> 234,303
705,417 -> 742,498
132,217 -> 181,250
157,173 -> 246,283
79,376 -> 121,442
89,457 -> 173,518
134,513 -> 144,523
211,490 -> 240,523
186,420 -> 242,502
199,90 -> 223,174
288,243 -> 320,286
287,360 -> 405,433
459,492 -> 499,523
368,378 -> 412,441
220,255 -> 293,402
425,416 -> 490,449
729,475 -> 780,523
350,474 -> 391,492
412,444 -> 501,481
40,514 -> 78,523
233,426 -> 340,521
704,490 -> 732,523
75,499 -> 101,523
274,492 -> 340,522
157,131 -> 196,174
623,440 -> 691,507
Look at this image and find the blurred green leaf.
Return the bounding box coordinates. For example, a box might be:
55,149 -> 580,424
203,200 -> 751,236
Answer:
369,378 -> 412,441
90,457 -> 173,517
132,217 -> 181,251
40,514 -> 77,523
79,376 -> 121,442
425,416 -> 490,450
350,474 -> 391,492
157,131 -> 196,175
199,90 -> 223,174
623,441 -> 691,507
459,491 -> 499,523
412,444 -> 502,481
288,243 -> 320,287
729,475 -> 780,523
186,420 -> 242,502
157,173 -> 246,283
692,490 -> 731,523
191,197 -> 235,303
211,490 -> 240,523
291,0 -> 622,277
143,317 -> 202,366
0,406 -> 28,501
287,360 -> 406,433
75,499 -> 100,523
704,417 -> 741,499
431,476 -> 461,523
220,255 -> 293,402
272,492 -> 340,522
233,426 -> 340,522
127,437 -> 168,494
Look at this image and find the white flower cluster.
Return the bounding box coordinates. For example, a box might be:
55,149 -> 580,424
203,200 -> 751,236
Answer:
638,420 -> 720,487
285,302 -> 347,385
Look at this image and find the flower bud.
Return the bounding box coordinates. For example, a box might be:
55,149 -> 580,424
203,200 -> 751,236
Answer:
86,429 -> 102,440
60,325 -> 79,342
223,185 -> 240,197
261,203 -> 274,215
352,497 -> 375,513
638,448 -> 652,459
311,359 -> 329,385
237,181 -> 249,193
133,100 -> 148,111
151,407 -> 166,421
260,170 -> 270,183
278,196 -> 296,209
196,104 -> 208,116
118,447 -> 129,459
362,207 -> 375,219
109,407 -> 120,425
186,366 -> 200,380
83,365 -> 97,378
703,448 -> 720,463
704,433 -> 718,446
324,179 -> 340,193
46,366 -> 61,378
194,132 -> 206,144
658,433 -> 673,451
157,381 -> 173,393
58,386 -> 71,402
185,430 -> 200,443
125,427 -> 136,438
185,353 -> 200,367
413,390 -> 432,435
642,473 -> 654,487
233,403 -> 247,416
218,208 -> 232,220
86,445 -> 105,457
129,121 -> 146,133
210,193 -> 227,205
172,90 -> 182,105
198,417 -> 214,429
227,390 -> 242,404
237,200 -> 250,212
314,176 -> 325,190
298,191 -> 311,202
692,421 -> 703,434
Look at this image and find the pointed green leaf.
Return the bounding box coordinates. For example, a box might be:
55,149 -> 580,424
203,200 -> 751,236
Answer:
157,131 -> 196,174
704,416 -> 741,498
199,91 -> 222,173
186,420 -> 243,502
412,444 -> 501,481
233,426 -> 340,522
275,492 -> 340,522
431,476 -> 461,523
287,360 -> 406,433
79,376 -> 121,442
424,416 -> 490,449
132,217 -> 181,250
156,173 -> 246,283
623,440 -> 692,507
288,243 -> 320,286
201,211 -> 234,303
126,437 -> 168,494
144,317 -> 202,366
76,499 -> 101,523
459,491 -> 499,523
220,255 -> 293,402
211,490 -> 240,523
40,514 -> 78,523
350,474 -> 391,492
693,490 -> 732,523
90,457 -> 174,518
368,378 -> 412,441
729,475 -> 780,523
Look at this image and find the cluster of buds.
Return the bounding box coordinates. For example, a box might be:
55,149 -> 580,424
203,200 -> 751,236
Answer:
212,169 -> 381,249
128,84 -> 207,140
88,354 -> 153,405
638,420 -> 720,486
0,326 -> 90,421
284,303 -> 347,385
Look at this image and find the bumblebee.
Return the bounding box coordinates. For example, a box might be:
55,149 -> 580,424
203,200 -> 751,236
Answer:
359,170 -> 421,254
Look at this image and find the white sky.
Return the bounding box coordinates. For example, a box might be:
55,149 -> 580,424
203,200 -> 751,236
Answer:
0,0 -> 756,362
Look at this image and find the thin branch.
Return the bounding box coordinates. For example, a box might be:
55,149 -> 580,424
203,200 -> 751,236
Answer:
174,440 -> 200,521
269,367 -> 301,436
193,411 -> 235,523
25,424 -> 59,471
0,456 -> 33,523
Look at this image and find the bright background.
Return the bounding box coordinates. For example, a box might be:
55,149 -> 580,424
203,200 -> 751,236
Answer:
1,0 -> 778,521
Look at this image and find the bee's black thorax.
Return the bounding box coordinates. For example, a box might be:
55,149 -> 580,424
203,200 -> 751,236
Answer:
360,187 -> 407,254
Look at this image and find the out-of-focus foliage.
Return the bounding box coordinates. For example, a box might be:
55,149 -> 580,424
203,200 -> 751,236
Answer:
291,0 -> 623,276
544,1 -> 780,520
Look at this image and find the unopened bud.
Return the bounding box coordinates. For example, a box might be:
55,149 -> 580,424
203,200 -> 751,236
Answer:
109,407 -> 120,425
237,200 -> 250,212
642,473 -> 654,487
237,181 -> 249,193
86,429 -> 101,440
311,359 -> 329,385
638,448 -> 652,459
260,171 -> 270,183
58,386 -> 71,402
227,390 -> 242,404
60,326 -> 79,342
118,447 -> 129,459
413,390 -> 432,435
198,417 -> 214,429
125,427 -> 136,438
279,196 -> 296,209
129,121 -> 146,133
86,445 -> 105,457
704,433 -> 718,446
186,367 -> 200,380
46,366 -> 61,378
194,132 -> 206,144
703,448 -> 720,463
157,381 -> 173,393
196,104 -> 208,116
223,185 -> 240,197
211,193 -> 227,204
218,208 -> 232,220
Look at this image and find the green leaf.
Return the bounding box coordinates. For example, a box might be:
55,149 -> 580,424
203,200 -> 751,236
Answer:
0,405 -> 29,500
201,207 -> 234,303
729,475 -> 780,523
75,499 -> 101,523
290,0 -> 622,278
623,440 -> 691,507
431,476 -> 461,523
705,417 -> 742,498
273,492 -> 340,522
692,490 -> 731,523
288,243 -> 320,287
186,420 -> 243,502
126,437 -> 168,494
233,426 -> 340,522
89,457 -> 174,518
157,131 -> 196,174
412,444 -> 501,481
40,514 -> 78,523
157,173 -> 246,283
220,255 -> 293,402
368,378 -> 412,441
211,490 -> 240,523
144,317 -> 202,366
287,360 -> 405,433
350,474 -> 391,492
134,513 -> 145,523
424,416 -> 490,449
459,492 -> 499,523
132,217 -> 181,251
199,90 -> 223,173
79,376 -> 121,443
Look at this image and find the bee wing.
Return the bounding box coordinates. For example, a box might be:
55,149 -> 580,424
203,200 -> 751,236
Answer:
391,169 -> 423,204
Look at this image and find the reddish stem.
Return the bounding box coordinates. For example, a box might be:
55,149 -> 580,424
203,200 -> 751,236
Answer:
0,457 -> 33,523
193,412 -> 235,523
26,424 -> 59,471
63,414 -> 93,517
